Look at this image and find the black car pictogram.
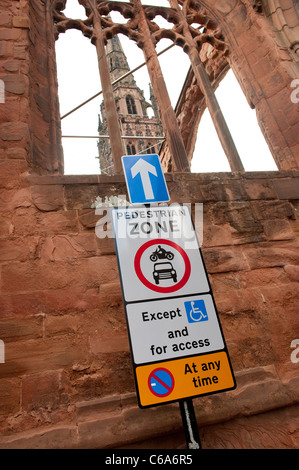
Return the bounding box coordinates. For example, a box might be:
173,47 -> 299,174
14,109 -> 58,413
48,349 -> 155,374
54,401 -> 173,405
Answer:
153,262 -> 177,285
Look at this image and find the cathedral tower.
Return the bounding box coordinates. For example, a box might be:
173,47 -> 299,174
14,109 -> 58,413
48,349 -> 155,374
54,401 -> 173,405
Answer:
98,35 -> 164,175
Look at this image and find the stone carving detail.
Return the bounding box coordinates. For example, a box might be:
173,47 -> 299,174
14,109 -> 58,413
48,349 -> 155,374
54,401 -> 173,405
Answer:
52,0 -> 231,172
52,0 -> 227,55
251,0 -> 263,14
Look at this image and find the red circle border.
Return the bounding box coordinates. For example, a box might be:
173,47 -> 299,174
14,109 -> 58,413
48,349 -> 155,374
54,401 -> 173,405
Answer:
134,239 -> 191,293
148,367 -> 175,397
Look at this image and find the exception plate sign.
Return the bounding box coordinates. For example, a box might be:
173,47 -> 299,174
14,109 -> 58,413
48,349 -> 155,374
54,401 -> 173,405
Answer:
126,294 -> 224,365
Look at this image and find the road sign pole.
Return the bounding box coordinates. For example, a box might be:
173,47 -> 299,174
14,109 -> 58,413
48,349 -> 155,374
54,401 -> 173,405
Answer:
179,399 -> 201,450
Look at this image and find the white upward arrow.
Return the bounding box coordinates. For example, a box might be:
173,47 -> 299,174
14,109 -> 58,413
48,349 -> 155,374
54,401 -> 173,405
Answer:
131,158 -> 157,200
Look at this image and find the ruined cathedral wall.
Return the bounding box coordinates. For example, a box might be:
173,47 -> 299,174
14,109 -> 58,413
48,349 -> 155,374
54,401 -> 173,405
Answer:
0,170 -> 298,449
0,0 -> 298,449
173,0 -> 299,170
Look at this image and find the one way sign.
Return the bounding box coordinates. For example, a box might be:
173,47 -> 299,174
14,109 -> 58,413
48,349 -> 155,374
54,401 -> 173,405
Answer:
122,154 -> 170,204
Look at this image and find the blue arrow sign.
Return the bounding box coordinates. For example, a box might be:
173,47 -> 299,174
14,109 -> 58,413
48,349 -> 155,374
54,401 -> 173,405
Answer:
122,154 -> 170,204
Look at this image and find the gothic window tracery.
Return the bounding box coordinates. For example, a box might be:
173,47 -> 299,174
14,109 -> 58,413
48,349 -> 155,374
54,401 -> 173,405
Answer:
126,95 -> 137,115
147,143 -> 155,154
127,142 -> 136,155
50,0 -> 286,174
52,0 -> 241,173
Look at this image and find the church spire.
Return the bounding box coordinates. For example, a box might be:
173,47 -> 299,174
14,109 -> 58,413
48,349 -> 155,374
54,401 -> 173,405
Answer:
98,33 -> 163,174
106,35 -> 135,85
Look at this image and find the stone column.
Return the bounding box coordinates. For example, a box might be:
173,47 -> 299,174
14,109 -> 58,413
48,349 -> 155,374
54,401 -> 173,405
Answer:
91,1 -> 124,174
169,0 -> 244,172
131,0 -> 190,172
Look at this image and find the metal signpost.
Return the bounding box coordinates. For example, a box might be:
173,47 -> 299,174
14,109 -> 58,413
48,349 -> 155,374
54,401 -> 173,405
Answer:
111,155 -> 236,449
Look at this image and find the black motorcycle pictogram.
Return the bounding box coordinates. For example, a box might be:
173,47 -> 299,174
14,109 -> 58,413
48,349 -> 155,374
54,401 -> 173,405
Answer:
149,245 -> 174,262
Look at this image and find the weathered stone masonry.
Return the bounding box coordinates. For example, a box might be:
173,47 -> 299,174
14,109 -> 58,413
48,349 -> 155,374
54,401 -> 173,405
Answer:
0,0 -> 298,449
0,171 -> 298,448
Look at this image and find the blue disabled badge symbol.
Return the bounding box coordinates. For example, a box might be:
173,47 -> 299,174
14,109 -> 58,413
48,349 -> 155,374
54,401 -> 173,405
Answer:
184,299 -> 208,323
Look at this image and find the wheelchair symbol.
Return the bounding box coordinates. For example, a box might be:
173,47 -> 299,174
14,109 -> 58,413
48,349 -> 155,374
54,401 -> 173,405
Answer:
184,299 -> 208,323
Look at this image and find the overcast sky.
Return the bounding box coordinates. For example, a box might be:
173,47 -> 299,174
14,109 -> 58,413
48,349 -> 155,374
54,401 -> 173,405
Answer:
55,0 -> 277,175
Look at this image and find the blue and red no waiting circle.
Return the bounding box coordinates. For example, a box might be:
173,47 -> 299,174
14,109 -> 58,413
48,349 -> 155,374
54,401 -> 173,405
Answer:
148,368 -> 175,397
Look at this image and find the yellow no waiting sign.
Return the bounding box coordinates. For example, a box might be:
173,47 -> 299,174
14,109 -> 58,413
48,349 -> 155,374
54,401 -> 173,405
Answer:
135,350 -> 235,408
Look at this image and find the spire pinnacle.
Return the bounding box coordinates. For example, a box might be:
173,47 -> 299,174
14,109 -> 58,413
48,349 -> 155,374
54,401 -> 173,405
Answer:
106,35 -> 134,84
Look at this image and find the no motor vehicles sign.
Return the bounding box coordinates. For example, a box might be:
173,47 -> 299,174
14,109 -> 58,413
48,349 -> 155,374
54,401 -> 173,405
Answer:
111,205 -> 236,408
111,205 -> 209,302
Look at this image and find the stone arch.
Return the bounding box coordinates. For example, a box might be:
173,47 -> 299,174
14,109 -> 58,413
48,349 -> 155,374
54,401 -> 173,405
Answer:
28,0 -> 299,174
174,0 -> 299,170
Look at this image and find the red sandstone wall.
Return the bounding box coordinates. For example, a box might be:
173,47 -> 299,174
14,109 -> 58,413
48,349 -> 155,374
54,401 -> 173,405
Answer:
0,172 -> 298,449
0,0 -> 299,449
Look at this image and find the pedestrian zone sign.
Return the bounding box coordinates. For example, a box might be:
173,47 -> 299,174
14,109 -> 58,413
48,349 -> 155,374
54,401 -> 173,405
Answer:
122,154 -> 170,204
111,205 -> 236,408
